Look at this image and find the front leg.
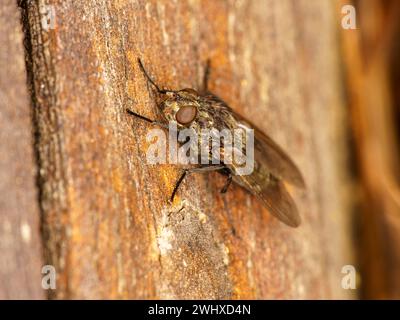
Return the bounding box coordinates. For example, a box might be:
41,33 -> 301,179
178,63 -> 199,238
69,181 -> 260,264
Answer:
170,165 -> 226,203
126,109 -> 168,129
220,173 -> 233,194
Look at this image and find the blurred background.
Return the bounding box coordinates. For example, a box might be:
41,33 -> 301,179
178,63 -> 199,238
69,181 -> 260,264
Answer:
340,0 -> 400,299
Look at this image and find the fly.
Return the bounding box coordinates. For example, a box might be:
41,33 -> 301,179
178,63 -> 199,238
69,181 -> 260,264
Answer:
126,58 -> 305,227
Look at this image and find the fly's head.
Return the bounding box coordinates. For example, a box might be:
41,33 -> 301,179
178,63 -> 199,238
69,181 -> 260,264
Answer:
160,88 -> 214,131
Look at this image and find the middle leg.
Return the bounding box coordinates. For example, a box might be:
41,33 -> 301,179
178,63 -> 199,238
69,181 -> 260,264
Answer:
170,165 -> 226,203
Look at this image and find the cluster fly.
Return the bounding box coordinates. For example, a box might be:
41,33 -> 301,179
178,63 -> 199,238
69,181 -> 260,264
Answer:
126,58 -> 305,227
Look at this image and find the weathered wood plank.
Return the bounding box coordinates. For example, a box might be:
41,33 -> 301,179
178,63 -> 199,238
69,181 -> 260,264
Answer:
0,0 -> 44,299
25,0 -> 355,299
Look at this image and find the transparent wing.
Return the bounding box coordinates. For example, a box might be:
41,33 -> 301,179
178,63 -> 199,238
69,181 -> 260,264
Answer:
206,95 -> 305,188
203,94 -> 304,227
253,127 -> 305,188
234,112 -> 306,188
230,112 -> 304,227
232,170 -> 301,228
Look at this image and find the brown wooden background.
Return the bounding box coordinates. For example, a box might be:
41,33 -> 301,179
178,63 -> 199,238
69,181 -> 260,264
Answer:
0,0 -> 399,299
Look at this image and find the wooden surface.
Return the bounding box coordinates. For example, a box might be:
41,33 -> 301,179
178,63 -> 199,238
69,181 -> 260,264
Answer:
1,0 -> 358,299
0,0 -> 44,299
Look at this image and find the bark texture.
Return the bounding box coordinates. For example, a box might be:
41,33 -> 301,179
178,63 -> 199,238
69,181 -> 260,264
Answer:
3,0 -> 359,299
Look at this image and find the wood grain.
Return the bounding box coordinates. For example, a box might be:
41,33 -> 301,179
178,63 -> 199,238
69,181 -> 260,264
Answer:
0,0 -> 44,299
24,0 -> 356,299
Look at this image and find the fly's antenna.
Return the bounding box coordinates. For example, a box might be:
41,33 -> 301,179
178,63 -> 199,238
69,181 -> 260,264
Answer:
202,59 -> 211,93
137,58 -> 168,94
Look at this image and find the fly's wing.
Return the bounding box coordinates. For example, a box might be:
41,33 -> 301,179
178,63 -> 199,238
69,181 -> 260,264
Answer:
253,127 -> 305,188
204,95 -> 305,188
232,171 -> 301,227
235,113 -> 305,188
203,94 -> 304,227
230,112 -> 304,227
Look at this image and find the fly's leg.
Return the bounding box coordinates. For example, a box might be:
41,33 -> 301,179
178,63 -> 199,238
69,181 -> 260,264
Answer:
129,58 -> 173,129
170,165 -> 226,203
220,173 -> 233,194
126,109 -> 168,129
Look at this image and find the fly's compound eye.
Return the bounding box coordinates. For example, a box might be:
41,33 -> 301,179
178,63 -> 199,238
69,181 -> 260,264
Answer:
175,106 -> 197,125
